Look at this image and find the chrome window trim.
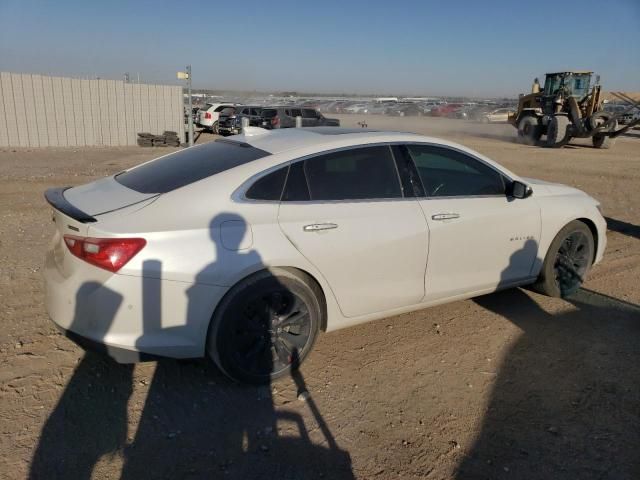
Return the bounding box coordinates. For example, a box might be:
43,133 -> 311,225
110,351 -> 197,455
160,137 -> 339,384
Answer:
234,141 -> 516,204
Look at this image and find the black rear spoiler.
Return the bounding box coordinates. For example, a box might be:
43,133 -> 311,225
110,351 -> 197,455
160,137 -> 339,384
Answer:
44,187 -> 97,223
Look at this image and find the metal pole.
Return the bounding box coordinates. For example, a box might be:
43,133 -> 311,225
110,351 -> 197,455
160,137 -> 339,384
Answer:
241,116 -> 250,132
187,65 -> 194,147
295,115 -> 302,128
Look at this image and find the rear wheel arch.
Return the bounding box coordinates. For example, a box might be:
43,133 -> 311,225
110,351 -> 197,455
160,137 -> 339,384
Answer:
206,266 -> 328,343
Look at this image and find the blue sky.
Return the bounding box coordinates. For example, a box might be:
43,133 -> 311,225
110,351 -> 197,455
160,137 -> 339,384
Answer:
1,0 -> 638,96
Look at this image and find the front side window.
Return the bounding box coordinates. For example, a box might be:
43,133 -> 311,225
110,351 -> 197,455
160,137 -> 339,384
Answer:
405,145 -> 505,197
302,109 -> 318,118
301,146 -> 402,201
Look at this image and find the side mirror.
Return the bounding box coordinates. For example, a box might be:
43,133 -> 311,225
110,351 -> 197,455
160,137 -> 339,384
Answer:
510,181 -> 532,199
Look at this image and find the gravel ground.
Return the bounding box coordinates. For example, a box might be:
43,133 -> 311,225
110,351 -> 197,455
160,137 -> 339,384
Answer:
1,116 -> 639,480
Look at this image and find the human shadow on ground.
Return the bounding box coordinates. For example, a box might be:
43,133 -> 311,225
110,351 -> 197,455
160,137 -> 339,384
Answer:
456,243 -> 640,479
31,213 -> 353,479
121,213 -> 353,479
29,284 -> 134,479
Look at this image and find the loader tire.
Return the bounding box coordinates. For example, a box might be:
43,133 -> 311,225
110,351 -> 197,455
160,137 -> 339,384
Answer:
517,116 -> 542,145
592,119 -> 617,149
545,115 -> 571,148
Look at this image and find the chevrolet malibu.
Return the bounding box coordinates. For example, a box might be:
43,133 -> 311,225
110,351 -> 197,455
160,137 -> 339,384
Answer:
44,127 -> 606,383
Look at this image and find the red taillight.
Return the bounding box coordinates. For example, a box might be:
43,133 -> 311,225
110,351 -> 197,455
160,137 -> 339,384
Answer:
271,116 -> 280,126
205,112 -> 212,119
63,235 -> 146,273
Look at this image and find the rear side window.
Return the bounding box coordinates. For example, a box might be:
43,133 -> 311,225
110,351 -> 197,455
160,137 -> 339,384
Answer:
405,145 -> 505,197
303,146 -> 402,201
246,167 -> 288,201
290,108 -> 302,117
302,109 -> 318,118
116,141 -> 270,194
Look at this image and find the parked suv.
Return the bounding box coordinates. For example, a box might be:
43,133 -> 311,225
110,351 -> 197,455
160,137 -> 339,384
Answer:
218,106 -> 264,136
260,107 -> 339,129
197,103 -> 237,132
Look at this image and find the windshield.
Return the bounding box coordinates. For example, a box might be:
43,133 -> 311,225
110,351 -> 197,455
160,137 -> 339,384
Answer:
544,73 -> 591,97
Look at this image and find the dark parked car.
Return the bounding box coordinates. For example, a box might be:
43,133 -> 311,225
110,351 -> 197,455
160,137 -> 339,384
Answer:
260,107 -> 340,129
218,106 -> 264,136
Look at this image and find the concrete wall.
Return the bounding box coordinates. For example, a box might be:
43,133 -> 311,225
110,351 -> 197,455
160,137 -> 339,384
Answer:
0,72 -> 184,147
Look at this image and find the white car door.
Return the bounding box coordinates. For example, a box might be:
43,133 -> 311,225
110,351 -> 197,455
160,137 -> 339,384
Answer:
400,144 -> 541,301
278,145 -> 429,318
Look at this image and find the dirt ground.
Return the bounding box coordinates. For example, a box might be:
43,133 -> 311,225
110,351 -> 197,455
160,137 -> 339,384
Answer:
1,116 -> 639,480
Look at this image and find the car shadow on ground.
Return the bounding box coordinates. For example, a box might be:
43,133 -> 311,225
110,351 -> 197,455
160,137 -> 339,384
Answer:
605,216 -> 640,240
30,213 -> 353,480
457,276 -> 640,477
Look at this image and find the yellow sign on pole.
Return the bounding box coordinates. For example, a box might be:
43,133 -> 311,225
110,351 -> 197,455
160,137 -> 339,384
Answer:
176,71 -> 189,80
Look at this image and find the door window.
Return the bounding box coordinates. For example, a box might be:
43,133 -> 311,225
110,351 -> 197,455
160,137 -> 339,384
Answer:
246,166 -> 288,200
405,145 -> 505,197
302,109 -> 318,118
301,146 -> 402,201
290,108 -> 302,117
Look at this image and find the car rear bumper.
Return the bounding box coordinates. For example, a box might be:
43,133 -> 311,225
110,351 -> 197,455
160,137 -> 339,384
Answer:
53,323 -> 160,363
44,241 -> 228,362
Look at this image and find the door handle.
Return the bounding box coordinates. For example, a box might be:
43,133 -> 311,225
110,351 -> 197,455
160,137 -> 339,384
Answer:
432,213 -> 460,221
303,223 -> 338,232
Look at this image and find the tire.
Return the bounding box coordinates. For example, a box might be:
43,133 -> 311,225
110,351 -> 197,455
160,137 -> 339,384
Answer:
544,115 -> 572,148
592,119 -> 617,149
207,268 -> 322,384
533,221 -> 594,298
211,121 -> 219,134
517,116 -> 542,145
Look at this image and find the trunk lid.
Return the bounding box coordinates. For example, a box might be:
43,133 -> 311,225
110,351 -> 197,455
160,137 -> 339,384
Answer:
63,176 -> 158,216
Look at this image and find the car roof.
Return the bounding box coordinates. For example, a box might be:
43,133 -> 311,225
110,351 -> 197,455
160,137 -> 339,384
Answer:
226,127 -> 465,156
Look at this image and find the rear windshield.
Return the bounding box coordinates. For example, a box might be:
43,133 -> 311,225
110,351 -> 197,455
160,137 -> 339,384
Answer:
115,141 -> 270,194
262,109 -> 278,118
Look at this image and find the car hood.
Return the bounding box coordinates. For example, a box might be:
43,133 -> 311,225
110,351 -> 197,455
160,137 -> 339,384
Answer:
64,176 -> 158,216
523,177 -> 586,197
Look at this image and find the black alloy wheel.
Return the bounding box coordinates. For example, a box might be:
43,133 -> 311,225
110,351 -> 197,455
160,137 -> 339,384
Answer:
553,230 -> 592,296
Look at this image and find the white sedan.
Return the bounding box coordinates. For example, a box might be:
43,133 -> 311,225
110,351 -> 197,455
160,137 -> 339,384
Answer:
44,127 -> 606,383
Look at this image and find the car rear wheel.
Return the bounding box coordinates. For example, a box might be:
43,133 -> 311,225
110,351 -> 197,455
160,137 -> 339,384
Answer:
533,221 -> 594,297
207,268 -> 321,384
211,121 -> 219,134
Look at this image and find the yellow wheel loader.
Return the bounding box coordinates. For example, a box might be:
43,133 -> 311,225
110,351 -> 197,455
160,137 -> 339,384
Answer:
509,71 -> 640,149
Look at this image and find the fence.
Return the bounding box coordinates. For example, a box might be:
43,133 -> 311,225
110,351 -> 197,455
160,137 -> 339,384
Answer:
0,72 -> 184,147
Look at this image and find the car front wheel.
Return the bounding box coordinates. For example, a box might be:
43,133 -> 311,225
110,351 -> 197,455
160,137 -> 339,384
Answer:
207,268 -> 322,384
533,220 -> 594,297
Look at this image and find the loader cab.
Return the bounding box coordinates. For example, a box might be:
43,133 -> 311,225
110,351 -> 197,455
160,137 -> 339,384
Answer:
543,72 -> 593,98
